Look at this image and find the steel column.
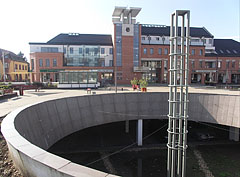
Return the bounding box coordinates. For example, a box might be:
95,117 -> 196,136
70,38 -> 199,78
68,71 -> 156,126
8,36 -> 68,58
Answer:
167,10 -> 190,177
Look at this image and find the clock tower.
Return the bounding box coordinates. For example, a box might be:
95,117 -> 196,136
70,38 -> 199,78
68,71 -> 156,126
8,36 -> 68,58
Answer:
112,7 -> 142,84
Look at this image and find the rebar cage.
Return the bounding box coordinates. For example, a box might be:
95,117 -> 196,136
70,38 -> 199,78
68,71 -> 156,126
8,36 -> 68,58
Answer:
167,10 -> 190,177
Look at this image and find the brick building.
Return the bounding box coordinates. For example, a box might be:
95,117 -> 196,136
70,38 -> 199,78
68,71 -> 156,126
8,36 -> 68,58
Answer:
29,7 -> 240,87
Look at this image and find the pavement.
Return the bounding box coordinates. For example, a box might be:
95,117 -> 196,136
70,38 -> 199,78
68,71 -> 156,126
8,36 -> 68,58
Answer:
0,85 -> 239,118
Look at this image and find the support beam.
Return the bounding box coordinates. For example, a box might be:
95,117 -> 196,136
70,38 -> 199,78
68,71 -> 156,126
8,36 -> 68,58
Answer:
229,126 -> 239,141
125,120 -> 129,133
137,119 -> 143,146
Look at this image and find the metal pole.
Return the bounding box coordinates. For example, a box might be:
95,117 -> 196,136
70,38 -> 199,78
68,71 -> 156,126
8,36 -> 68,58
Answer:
115,63 -> 117,93
182,11 -> 190,177
177,14 -> 185,177
2,51 -> 6,82
167,13 -> 174,177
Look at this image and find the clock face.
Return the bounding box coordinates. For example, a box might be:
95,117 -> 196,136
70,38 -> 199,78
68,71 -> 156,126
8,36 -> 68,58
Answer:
126,27 -> 130,32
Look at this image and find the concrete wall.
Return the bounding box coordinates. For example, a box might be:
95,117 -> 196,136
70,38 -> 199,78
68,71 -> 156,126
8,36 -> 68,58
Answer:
2,92 -> 239,177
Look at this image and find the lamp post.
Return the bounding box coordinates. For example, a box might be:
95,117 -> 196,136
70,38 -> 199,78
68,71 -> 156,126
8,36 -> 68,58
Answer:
2,51 -> 6,82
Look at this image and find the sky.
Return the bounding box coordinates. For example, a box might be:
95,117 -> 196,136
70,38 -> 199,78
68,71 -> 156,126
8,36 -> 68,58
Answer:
0,0 -> 239,61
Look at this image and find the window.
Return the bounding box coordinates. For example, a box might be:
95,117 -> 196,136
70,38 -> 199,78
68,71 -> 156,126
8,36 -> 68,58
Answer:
85,48 -> 89,54
41,47 -> 58,53
142,37 -> 145,40
232,60 -> 235,68
233,50 -> 238,54
79,48 -> 83,54
199,61 -> 203,68
158,48 -> 162,55
200,49 -> 203,56
109,48 -> 113,55
31,59 -> 34,70
25,66 -> 27,70
22,65 -> 24,70
39,59 -> 43,67
15,64 -> 18,70
53,59 -> 57,67
226,50 -> 231,54
209,39 -> 213,44
70,48 -> 73,54
164,48 -> 168,55
46,59 -> 50,67
109,60 -> 113,66
219,50 -> 224,54
19,65 -> 21,70
63,47 -> 66,54
150,48 -> 154,55
192,49 -> 195,55
218,61 -> 222,68
101,48 -> 105,54
226,60 -> 230,68
191,60 -> 195,68
143,48 -> 147,54
205,61 -> 215,68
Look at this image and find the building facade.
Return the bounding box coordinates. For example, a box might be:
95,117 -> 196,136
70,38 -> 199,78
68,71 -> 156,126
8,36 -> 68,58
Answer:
29,7 -> 240,86
0,49 -> 29,82
29,34 -> 114,87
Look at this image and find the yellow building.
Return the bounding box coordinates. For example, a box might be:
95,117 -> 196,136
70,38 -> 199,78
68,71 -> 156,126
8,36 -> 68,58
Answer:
0,49 -> 29,82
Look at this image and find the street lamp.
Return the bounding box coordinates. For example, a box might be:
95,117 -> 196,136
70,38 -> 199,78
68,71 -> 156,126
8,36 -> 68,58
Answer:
1,51 -> 8,82
162,35 -> 165,45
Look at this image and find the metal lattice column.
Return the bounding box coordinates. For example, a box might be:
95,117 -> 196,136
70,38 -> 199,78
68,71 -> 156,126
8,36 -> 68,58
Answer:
167,10 -> 190,177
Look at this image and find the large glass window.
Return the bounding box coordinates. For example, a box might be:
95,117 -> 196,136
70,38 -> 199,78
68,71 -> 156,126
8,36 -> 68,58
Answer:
41,47 -> 58,53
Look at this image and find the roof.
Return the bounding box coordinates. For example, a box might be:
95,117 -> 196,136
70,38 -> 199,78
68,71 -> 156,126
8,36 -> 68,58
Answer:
112,6 -> 141,17
141,25 -> 214,38
206,39 -> 240,57
0,49 -> 28,63
45,33 -> 113,46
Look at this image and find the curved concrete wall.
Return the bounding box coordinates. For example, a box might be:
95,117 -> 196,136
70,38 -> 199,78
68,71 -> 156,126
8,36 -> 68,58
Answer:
2,92 -> 239,177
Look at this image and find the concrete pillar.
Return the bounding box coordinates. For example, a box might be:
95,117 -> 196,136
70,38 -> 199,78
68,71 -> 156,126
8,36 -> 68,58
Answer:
125,120 -> 129,133
229,126 -> 239,141
137,119 -> 143,146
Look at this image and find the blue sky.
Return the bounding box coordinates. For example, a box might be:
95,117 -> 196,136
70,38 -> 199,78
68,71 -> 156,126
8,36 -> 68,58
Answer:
0,0 -> 239,60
